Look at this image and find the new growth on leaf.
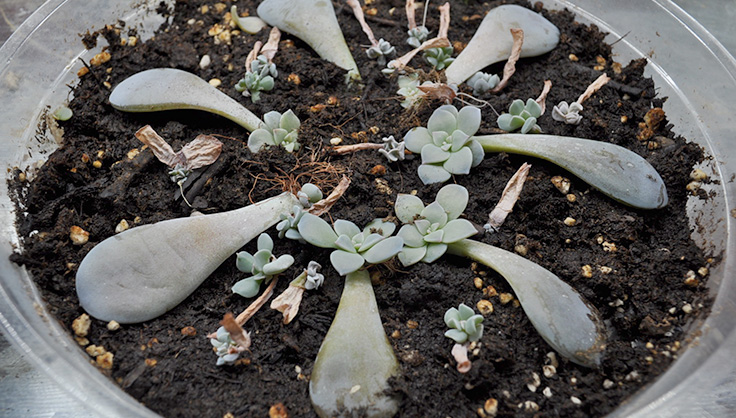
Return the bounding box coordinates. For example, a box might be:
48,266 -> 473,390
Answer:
444,303 -> 484,344
233,233 -> 294,298
395,184 -> 478,266
248,109 -> 301,153
378,136 -> 406,162
466,72 -> 500,96
403,105 -> 484,184
236,27 -> 281,102
497,99 -> 542,134
297,215 -> 404,276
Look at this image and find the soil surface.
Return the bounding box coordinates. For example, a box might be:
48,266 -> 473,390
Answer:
9,0 -> 715,417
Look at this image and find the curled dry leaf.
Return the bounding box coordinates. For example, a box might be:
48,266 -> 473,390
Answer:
486,163 -> 531,231
576,73 -> 611,105
437,2 -> 451,40
347,0 -> 378,47
261,27 -> 281,63
535,80 -> 553,115
245,41 -> 264,71
406,0 -> 418,30
330,142 -> 383,155
490,28 -> 524,94
134,125 -> 223,171
417,83 -> 457,104
234,276 -> 280,326
309,176 -> 351,216
219,312 -> 251,352
388,3 -> 451,71
270,284 -> 305,324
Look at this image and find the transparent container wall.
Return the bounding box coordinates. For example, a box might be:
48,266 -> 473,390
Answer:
1,0 -> 735,417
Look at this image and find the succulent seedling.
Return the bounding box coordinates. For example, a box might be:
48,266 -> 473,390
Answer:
497,98 -> 543,134
466,72 -> 500,96
403,105 -> 485,184
233,233 -> 294,298
247,109 -> 301,153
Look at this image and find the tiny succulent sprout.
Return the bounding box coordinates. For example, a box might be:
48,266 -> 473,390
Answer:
552,101 -> 584,125
395,184 -> 478,266
304,261 -> 325,290
276,205 -> 307,242
466,71 -> 500,96
168,164 -> 191,185
366,39 -> 396,66
235,55 -> 277,103
378,136 -> 406,162
297,215 -> 404,276
424,46 -> 455,71
444,303 -> 484,344
297,183 -> 323,208
233,233 -> 294,298
211,326 -> 246,366
52,105 -> 73,121
397,74 -> 425,108
407,26 -> 429,48
403,105 -> 485,184
247,109 -> 301,153
497,98 -> 543,134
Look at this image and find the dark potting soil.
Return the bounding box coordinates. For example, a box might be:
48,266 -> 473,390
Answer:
8,0 -> 715,417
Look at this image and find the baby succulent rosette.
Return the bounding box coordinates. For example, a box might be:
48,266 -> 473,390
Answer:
233,233 -> 294,298
404,105 -> 485,184
444,303 -> 484,344
497,98 -> 542,134
247,109 -> 301,153
297,215 -> 404,276
395,184 -> 478,266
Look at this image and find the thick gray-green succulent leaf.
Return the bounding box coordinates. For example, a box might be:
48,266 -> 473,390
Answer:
310,270 -> 399,417
109,68 -> 263,132
475,134 -> 668,209
257,0 -> 360,81
448,239 -> 606,367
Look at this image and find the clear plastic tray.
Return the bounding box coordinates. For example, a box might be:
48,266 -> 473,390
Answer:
1,0 -> 734,416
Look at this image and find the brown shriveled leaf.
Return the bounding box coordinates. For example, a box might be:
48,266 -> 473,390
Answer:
330,143 -> 383,155
245,40 -> 263,71
490,28 -> 524,94
406,0 -> 418,30
487,163 -> 531,230
235,276 -> 280,326
177,134 -> 223,170
347,0 -> 378,47
220,312 -> 251,351
261,27 -> 281,63
388,37 -> 451,72
135,125 -> 180,168
576,73 -> 611,105
437,2 -> 451,40
270,284 -> 305,324
535,80 -> 553,115
418,82 -> 457,104
309,176 -> 351,216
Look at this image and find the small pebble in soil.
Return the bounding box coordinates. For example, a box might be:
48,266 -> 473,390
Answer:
329,137 -> 342,145
96,352 -> 114,369
547,352 -> 559,368
199,54 -> 211,69
690,168 -> 708,181
499,293 -> 514,305
107,320 -> 120,331
72,313 -> 91,337
69,225 -> 89,245
483,286 -> 498,297
406,320 -> 419,329
208,78 -> 222,87
268,403 -> 289,418
181,326 -> 197,337
474,277 -> 484,289
686,181 -> 702,195
581,265 -> 593,278
527,372 -> 541,392
86,345 -> 107,356
571,396 -> 582,405
146,359 -> 157,367
682,303 -> 693,314
566,193 -> 577,202
391,330 -> 401,339
550,176 -> 570,194
520,401 -> 540,412
287,73 -> 301,85
564,217 -> 577,226
698,266 -> 709,277
603,379 -> 615,389
75,336 -> 89,346
568,53 -> 579,61
543,387 -> 553,398
599,266 -> 612,274
477,300 -> 493,315
483,398 -> 498,417
543,364 -> 557,378
115,219 -> 129,233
